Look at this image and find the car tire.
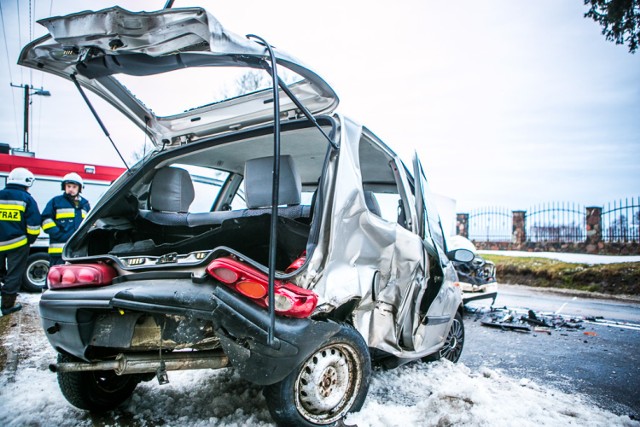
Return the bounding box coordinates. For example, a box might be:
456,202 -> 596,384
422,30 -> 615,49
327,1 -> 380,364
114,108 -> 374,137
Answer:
423,311 -> 464,363
22,252 -> 49,292
263,324 -> 371,426
56,353 -> 139,412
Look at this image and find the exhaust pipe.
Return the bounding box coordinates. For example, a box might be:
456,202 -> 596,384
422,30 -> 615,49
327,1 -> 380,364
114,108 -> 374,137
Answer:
49,350 -> 229,375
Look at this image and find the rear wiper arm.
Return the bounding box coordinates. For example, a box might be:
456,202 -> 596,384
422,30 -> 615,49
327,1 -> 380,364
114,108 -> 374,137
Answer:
69,73 -> 130,172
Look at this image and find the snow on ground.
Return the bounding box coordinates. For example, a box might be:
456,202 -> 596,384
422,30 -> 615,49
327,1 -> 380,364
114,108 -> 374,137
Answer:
1,294 -> 638,427
479,250 -> 640,265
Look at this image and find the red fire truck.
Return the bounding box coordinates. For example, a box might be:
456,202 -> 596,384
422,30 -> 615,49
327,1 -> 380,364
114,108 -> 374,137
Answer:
0,145 -> 125,291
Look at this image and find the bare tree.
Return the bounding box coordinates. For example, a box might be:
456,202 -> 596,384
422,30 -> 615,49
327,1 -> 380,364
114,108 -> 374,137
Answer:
218,69 -> 297,99
223,70 -> 268,98
130,69 -> 298,161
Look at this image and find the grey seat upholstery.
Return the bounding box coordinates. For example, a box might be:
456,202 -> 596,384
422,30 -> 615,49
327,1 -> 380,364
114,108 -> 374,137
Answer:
139,167 -> 195,226
364,190 -> 381,217
244,155 -> 301,209
186,155 -> 304,227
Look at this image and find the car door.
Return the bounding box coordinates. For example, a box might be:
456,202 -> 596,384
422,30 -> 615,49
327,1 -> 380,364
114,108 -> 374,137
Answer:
409,152 -> 454,353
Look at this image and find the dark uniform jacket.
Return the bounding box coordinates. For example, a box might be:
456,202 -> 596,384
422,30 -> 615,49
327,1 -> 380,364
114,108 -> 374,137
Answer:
41,194 -> 90,255
0,184 -> 41,252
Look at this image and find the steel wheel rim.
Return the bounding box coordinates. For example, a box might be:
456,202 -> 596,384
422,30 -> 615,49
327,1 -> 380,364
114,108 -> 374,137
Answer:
294,342 -> 362,424
440,317 -> 464,361
27,259 -> 48,286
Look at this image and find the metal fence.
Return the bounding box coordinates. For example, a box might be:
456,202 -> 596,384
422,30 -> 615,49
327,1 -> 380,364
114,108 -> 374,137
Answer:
602,197 -> 640,242
468,206 -> 512,241
526,202 -> 585,243
465,197 -> 639,244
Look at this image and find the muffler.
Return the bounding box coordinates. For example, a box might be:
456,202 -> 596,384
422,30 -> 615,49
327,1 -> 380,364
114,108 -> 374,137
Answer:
49,349 -> 229,375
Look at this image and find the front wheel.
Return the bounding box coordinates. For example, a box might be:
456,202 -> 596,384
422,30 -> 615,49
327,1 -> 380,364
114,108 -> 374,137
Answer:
56,353 -> 139,412
264,324 -> 371,426
22,252 -> 49,292
423,311 -> 465,363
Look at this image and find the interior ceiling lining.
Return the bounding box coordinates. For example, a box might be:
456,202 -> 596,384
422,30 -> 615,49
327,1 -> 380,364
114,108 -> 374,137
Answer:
174,125 -> 332,183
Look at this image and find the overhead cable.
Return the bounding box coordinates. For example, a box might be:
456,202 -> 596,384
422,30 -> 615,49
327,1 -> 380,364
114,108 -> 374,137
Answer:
0,2 -> 22,145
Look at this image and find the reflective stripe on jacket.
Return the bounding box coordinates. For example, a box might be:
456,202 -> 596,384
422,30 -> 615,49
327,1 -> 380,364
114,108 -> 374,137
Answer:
0,184 -> 41,252
41,193 -> 91,254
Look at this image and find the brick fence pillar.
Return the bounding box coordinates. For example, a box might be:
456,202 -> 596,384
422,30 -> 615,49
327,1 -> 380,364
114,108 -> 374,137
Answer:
456,213 -> 469,238
586,206 -> 602,248
512,210 -> 526,245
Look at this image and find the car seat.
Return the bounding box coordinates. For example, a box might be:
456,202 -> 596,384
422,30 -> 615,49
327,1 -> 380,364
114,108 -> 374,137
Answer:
242,155 -> 304,218
364,190 -> 381,216
139,166 -> 195,226
186,155 -> 305,227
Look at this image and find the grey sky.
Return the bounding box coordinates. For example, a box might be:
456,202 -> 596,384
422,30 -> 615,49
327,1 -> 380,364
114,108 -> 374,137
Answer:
0,0 -> 638,212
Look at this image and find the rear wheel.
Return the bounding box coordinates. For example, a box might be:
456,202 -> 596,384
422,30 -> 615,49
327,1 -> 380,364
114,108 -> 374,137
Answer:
423,311 -> 465,363
21,252 -> 49,292
56,353 -> 139,412
264,324 -> 371,426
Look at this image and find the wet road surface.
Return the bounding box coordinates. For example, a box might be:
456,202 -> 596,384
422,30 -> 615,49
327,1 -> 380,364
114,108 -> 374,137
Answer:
460,285 -> 640,419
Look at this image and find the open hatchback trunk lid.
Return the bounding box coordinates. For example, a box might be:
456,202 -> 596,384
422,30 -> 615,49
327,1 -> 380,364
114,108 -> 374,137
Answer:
18,6 -> 339,147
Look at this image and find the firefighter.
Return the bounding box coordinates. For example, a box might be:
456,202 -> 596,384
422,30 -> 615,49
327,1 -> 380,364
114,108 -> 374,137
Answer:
0,168 -> 41,315
41,172 -> 91,270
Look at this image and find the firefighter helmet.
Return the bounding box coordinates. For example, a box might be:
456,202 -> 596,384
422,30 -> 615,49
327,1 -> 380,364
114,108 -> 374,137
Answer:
61,172 -> 84,192
7,167 -> 35,188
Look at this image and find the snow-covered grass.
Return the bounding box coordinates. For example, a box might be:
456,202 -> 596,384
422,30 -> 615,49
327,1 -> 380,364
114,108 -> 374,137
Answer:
479,250 -> 640,265
1,294 -> 638,427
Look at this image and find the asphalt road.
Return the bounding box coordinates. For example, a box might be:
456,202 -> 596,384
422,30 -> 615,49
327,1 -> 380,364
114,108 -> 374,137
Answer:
459,285 -> 640,419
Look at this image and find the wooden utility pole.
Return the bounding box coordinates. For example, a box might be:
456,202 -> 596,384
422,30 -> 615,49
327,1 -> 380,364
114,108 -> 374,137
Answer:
9,83 -> 51,152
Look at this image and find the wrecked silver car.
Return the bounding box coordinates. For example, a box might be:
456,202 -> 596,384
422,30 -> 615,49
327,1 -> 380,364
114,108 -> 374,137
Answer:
448,236 -> 498,305
19,6 -> 471,426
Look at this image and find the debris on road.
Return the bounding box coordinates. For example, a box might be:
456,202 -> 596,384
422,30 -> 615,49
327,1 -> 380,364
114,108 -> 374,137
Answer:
465,305 -> 588,334
584,317 -> 640,331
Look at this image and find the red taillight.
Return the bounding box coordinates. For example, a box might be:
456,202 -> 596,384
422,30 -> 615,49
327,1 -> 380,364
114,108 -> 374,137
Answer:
269,283 -> 317,318
236,280 -> 268,299
209,267 -> 239,284
47,263 -> 117,289
285,252 -> 307,273
61,269 -> 77,285
206,257 -> 317,318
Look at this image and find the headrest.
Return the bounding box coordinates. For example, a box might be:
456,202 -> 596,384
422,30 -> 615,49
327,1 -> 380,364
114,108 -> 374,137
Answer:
150,167 -> 194,213
364,191 -> 381,217
244,155 -> 301,209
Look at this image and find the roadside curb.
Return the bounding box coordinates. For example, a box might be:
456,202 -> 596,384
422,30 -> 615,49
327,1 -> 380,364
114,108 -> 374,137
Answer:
499,283 -> 640,304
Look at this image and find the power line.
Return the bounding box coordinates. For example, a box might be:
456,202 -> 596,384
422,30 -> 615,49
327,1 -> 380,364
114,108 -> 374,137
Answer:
29,0 -> 33,42
0,2 -> 22,145
30,0 -> 36,152
0,3 -> 14,84
34,0 -> 55,153
15,0 -> 24,84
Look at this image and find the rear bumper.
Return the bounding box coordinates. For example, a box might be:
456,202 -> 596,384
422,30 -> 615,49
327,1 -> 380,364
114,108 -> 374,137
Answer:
40,278 -> 340,385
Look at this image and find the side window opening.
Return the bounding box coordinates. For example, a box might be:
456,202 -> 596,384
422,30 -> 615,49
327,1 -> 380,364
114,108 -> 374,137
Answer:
358,135 -> 410,230
230,189 -> 247,210
417,167 -> 447,253
167,164 -> 230,213
229,182 -> 317,212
